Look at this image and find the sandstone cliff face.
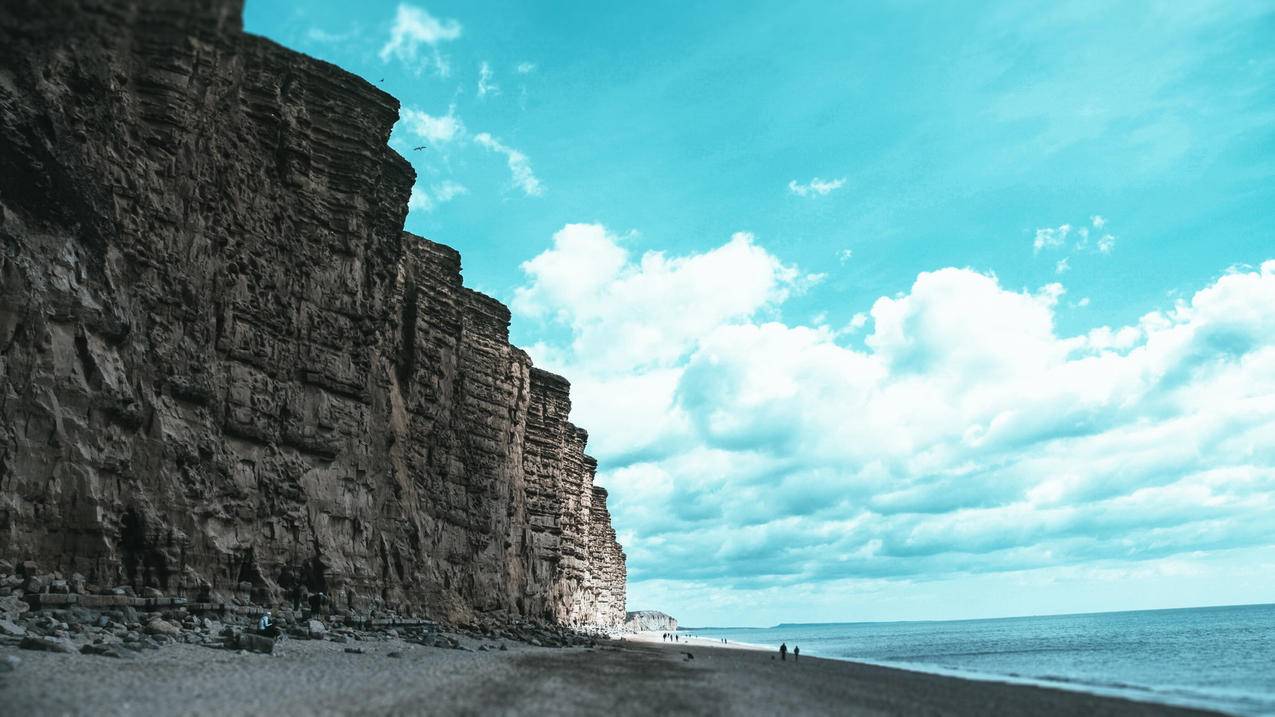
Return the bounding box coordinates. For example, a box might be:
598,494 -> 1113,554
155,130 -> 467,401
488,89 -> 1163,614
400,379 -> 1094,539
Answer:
0,0 -> 625,627
625,610 -> 678,632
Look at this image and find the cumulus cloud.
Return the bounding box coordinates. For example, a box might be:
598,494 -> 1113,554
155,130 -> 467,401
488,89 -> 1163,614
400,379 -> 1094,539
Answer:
516,62 -> 537,75
838,248 -> 854,264
477,61 -> 500,98
513,227 -> 1275,609
474,132 -> 544,196
788,177 -> 846,197
379,3 -> 461,76
399,105 -> 465,144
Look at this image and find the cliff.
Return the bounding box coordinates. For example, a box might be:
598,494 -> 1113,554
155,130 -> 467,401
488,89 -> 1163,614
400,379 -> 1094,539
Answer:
0,0 -> 625,627
625,610 -> 677,632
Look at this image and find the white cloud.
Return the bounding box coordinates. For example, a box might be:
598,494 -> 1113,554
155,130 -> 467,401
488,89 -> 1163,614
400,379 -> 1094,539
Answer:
379,4 -> 461,76
431,180 -> 467,202
516,62 -> 537,75
406,180 -> 467,213
838,248 -> 854,264
408,186 -> 433,212
477,61 -> 500,98
1033,223 -> 1071,253
1035,216 -> 1118,260
513,226 -> 1275,616
306,27 -> 356,44
788,177 -> 846,197
399,105 -> 465,144
474,132 -> 544,196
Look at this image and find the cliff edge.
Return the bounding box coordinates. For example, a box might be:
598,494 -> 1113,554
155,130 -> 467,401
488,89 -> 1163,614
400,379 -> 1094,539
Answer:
0,0 -> 625,627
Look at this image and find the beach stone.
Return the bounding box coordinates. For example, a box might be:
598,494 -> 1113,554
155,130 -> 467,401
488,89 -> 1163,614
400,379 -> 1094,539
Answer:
144,619 -> 180,636
0,619 -> 26,637
81,643 -> 126,658
306,620 -> 327,640
387,651 -> 403,658
236,634 -> 275,654
20,636 -> 77,653
344,647 -> 365,655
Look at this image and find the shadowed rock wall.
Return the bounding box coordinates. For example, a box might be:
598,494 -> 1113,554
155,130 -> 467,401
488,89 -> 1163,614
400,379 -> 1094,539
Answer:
0,0 -> 624,627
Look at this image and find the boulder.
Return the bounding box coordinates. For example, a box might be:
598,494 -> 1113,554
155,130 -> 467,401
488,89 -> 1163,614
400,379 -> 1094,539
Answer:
19,636 -> 77,654
236,633 -> 275,654
144,619 -> 180,636
81,643 -> 126,658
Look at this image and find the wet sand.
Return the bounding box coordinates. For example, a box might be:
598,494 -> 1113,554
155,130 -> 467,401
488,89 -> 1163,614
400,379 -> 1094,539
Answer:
0,633 -> 1227,716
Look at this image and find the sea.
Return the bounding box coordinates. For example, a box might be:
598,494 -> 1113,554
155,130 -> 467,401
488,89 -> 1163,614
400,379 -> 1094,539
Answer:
684,602 -> 1275,717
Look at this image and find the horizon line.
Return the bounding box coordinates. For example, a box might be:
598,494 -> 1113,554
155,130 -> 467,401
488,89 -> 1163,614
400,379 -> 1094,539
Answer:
673,599 -> 1275,631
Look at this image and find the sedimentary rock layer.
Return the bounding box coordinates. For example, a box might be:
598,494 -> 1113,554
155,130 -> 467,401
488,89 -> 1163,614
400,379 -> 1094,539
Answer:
625,610 -> 678,632
0,0 -> 624,626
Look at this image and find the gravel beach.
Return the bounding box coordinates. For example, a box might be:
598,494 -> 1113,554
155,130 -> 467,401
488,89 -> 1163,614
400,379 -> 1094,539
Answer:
0,632 -> 1228,716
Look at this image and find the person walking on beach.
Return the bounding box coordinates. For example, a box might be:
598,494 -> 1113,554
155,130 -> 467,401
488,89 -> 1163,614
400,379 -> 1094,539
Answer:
780,642 -> 788,661
794,646 -> 800,663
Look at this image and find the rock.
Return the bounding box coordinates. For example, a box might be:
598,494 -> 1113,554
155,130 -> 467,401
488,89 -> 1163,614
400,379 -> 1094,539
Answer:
19,636 -> 77,654
499,643 -> 508,651
329,635 -> 348,644
81,643 -> 126,658
387,651 -> 403,658
306,619 -> 327,640
624,611 -> 678,633
344,647 -> 365,655
0,0 -> 626,630
236,634 -> 275,654
0,619 -> 27,637
144,619 -> 180,636
140,587 -> 163,599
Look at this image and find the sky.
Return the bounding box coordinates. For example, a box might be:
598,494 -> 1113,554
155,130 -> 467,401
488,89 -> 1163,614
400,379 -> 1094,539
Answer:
244,0 -> 1275,627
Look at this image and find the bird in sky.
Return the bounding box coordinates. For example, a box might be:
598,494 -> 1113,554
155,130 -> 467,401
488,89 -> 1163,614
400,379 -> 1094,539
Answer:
413,146 -> 427,151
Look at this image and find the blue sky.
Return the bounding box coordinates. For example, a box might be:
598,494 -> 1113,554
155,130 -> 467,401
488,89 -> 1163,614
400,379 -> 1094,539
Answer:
245,1 -> 1275,626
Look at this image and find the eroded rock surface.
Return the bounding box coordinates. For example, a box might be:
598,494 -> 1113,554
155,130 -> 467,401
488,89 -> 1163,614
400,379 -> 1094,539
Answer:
624,611 -> 678,633
0,0 -> 624,627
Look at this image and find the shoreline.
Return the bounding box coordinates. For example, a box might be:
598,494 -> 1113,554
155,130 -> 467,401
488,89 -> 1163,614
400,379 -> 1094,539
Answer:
630,631 -> 1240,717
2,631 -> 1229,716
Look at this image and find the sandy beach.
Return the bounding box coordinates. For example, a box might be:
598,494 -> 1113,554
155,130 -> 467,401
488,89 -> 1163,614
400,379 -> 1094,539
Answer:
0,630 -> 1226,716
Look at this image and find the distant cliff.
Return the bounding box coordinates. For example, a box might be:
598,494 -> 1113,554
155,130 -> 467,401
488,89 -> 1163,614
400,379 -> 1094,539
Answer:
0,0 -> 624,627
625,611 -> 678,632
